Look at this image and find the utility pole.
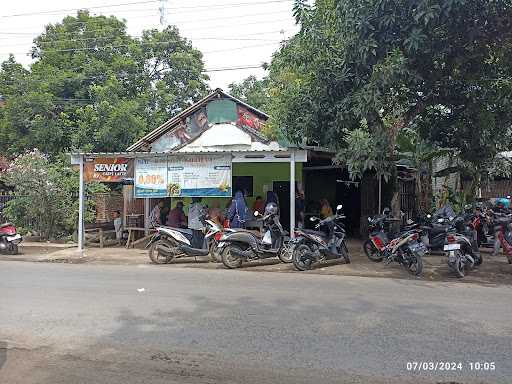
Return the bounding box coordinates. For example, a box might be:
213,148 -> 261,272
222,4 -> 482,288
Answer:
159,0 -> 168,27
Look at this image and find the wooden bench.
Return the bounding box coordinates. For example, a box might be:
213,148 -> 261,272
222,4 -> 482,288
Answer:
85,222 -> 117,248
125,227 -> 156,249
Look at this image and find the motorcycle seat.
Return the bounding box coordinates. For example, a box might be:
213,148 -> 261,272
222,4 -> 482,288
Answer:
179,245 -> 210,257
0,223 -> 13,228
302,229 -> 327,238
430,226 -> 447,236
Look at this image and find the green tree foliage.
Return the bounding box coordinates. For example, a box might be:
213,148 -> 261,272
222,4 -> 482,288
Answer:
228,75 -> 270,111
0,11 -> 209,157
268,0 -> 512,188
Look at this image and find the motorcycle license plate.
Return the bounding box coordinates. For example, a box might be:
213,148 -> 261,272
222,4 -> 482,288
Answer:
444,243 -> 461,251
6,234 -> 21,242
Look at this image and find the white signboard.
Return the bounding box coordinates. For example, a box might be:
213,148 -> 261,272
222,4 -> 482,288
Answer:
167,155 -> 231,197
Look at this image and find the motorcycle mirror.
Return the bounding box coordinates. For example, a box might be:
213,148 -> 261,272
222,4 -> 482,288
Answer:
426,214 -> 432,219
336,204 -> 343,211
368,217 -> 372,222
254,211 -> 259,217
437,218 -> 444,223
310,216 -> 318,222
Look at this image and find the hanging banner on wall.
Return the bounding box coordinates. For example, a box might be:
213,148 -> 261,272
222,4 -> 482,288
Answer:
167,155 -> 232,197
134,158 -> 168,198
84,157 -> 133,183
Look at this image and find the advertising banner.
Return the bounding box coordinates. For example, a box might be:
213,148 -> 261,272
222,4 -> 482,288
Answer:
134,158 -> 168,198
84,157 -> 133,183
167,155 -> 232,197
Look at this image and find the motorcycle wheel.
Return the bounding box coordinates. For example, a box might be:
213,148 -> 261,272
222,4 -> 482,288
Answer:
474,253 -> 483,266
278,241 -> 293,263
7,243 -> 19,255
149,239 -> 175,264
453,252 -> 465,278
405,252 -> 423,276
341,241 -> 350,264
363,240 -> 383,262
222,244 -> 244,269
292,244 -> 314,271
209,241 -> 222,262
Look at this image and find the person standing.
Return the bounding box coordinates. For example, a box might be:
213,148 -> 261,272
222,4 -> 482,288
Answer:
295,190 -> 305,228
188,197 -> 205,249
149,200 -> 164,227
252,196 -> 265,214
228,191 -> 249,229
113,210 -> 123,245
167,201 -> 187,228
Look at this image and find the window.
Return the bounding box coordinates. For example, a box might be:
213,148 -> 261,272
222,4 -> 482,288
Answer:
233,176 -> 253,197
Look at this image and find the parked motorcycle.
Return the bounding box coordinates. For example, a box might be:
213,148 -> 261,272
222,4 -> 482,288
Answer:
147,209 -> 226,264
419,214 -> 450,251
218,203 -> 292,269
363,211 -> 426,275
491,212 -> 512,264
0,222 -> 22,255
444,215 -> 482,278
291,204 -> 350,271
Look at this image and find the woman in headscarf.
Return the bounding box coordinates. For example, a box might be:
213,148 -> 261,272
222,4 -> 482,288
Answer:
228,191 -> 249,228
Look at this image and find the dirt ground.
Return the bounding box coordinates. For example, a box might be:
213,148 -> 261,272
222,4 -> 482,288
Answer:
4,239 -> 512,285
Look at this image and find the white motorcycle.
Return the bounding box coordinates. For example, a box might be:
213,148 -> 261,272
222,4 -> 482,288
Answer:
147,211 -> 231,264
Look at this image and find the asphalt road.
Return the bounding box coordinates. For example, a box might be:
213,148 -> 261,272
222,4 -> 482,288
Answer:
0,261 -> 511,384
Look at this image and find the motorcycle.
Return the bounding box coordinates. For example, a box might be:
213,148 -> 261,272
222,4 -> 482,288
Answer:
291,204 -> 350,271
444,215 -> 482,278
0,222 -> 22,255
419,214 -> 450,251
218,203 -> 292,269
491,212 -> 512,264
147,209 -> 227,264
363,212 -> 426,276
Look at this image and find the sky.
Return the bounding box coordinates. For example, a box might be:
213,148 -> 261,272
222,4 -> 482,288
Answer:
0,0 -> 300,89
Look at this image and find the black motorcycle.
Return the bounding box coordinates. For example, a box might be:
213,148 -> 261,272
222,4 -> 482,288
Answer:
218,204 -> 292,268
291,204 -> 350,271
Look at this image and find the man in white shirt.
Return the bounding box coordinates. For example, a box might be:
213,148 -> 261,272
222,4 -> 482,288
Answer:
188,197 -> 205,248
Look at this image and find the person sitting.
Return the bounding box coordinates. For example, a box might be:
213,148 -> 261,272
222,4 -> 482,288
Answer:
228,191 -> 249,229
167,201 -> 187,228
320,198 -> 333,219
252,195 -> 265,214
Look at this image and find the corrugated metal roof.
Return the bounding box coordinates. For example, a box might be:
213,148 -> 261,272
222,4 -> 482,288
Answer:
126,88 -> 269,152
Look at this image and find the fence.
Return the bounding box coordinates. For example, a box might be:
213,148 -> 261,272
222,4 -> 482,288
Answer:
0,193 -> 15,223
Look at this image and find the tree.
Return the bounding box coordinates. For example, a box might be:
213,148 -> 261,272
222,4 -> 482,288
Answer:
268,0 -> 512,203
228,75 -> 270,111
0,12 -> 209,157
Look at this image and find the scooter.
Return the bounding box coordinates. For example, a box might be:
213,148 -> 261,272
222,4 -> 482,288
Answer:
444,215 -> 482,278
291,204 -> 350,271
147,209 -> 226,264
0,222 -> 22,255
218,203 -> 292,269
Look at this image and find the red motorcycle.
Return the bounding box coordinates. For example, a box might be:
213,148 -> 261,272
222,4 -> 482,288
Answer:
492,213 -> 512,264
0,222 -> 22,255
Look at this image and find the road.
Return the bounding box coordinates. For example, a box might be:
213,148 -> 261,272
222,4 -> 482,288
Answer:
0,261 -> 511,384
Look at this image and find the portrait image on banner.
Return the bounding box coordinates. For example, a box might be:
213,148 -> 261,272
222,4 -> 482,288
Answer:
134,158 -> 168,198
167,155 -> 232,197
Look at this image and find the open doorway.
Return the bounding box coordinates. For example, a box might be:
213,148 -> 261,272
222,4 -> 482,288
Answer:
273,181 -> 291,231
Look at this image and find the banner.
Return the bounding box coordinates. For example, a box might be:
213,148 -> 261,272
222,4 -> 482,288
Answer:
167,155 -> 231,197
84,157 -> 133,183
134,158 -> 168,198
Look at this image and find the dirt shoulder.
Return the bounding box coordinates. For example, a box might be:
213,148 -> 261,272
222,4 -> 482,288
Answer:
2,239 -> 511,285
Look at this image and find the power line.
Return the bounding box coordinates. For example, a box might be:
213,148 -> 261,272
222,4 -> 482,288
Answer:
0,0 -> 160,18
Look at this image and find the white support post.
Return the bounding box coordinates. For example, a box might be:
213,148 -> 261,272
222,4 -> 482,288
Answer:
290,151 -> 296,238
78,155 -> 85,251
144,198 -> 150,236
